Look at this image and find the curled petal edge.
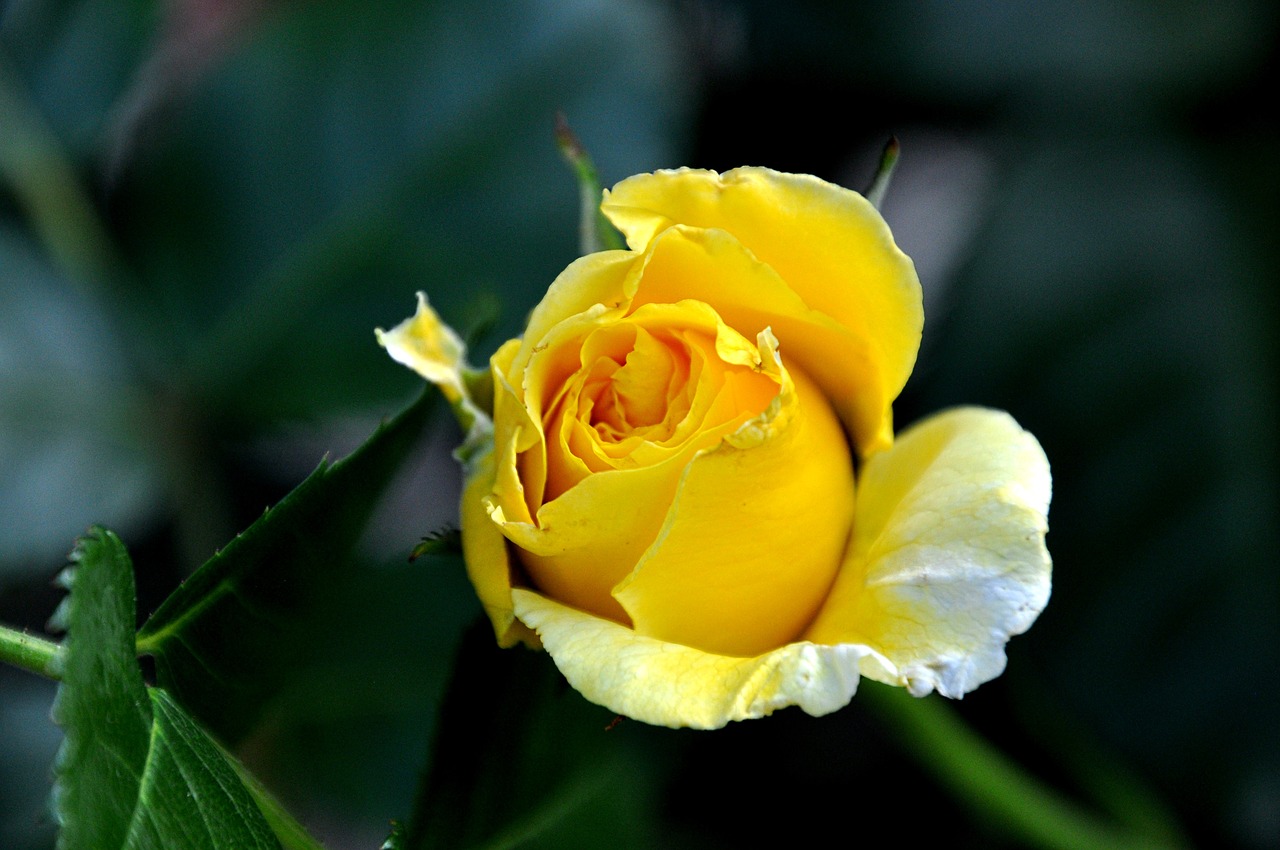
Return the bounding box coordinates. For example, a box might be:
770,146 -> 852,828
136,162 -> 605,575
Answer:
806,406 -> 1052,699
376,292 -> 469,404
602,166 -> 923,452
512,588 -> 892,730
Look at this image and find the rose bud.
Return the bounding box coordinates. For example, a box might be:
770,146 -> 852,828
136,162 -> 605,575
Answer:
379,167 -> 1051,729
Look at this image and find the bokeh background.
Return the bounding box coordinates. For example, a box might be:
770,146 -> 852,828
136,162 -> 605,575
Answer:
2,1 -> 1277,847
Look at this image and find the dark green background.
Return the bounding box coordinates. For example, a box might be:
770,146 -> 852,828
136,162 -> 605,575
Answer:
2,1 -> 1276,847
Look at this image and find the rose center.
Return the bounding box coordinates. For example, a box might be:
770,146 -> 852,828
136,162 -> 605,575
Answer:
583,326 -> 689,442
536,313 -> 779,506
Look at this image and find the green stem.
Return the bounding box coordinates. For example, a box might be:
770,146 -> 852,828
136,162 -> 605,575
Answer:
1011,682 -> 1186,844
0,622 -> 63,680
860,683 -> 1185,850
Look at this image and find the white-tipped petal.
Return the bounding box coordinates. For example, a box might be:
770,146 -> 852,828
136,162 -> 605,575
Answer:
513,589 -> 877,729
806,407 -> 1052,698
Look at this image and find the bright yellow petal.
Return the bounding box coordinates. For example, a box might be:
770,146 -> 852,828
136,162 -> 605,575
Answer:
602,167 -> 922,453
460,443 -> 537,648
622,223 -> 898,456
512,588 -> 873,729
515,250 -> 638,377
805,407 -> 1052,698
493,303 -> 780,626
613,332 -> 855,657
497,457 -> 685,625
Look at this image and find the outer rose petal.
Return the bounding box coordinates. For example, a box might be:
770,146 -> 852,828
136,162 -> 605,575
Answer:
805,407 -> 1052,698
603,167 -> 923,454
512,588 -> 874,730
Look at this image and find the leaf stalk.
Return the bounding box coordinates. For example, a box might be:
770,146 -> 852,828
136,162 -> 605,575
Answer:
0,623 -> 63,680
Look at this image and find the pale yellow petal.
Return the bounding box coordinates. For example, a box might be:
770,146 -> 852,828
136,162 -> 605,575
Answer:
602,167 -> 922,452
805,407 -> 1052,698
376,292 -> 469,404
513,588 -> 875,729
378,292 -> 493,455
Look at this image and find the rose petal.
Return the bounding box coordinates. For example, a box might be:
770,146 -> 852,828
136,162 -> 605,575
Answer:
621,224 -> 899,457
460,442 -> 537,648
613,331 -> 856,657
512,588 -> 875,729
493,304 -> 782,625
520,250 -> 637,368
603,167 -> 923,454
805,407 -> 1052,698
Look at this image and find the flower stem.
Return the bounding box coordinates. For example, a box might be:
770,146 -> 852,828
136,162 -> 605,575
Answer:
860,682 -> 1186,850
0,623 -> 63,681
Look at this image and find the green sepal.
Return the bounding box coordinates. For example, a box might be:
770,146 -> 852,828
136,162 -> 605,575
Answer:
864,136 -> 901,211
410,527 -> 463,561
555,112 -> 625,254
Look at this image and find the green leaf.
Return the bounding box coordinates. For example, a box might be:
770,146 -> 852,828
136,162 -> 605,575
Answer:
52,526 -> 282,850
126,690 -> 280,849
404,622 -> 659,850
52,528 -> 153,850
228,757 -> 330,850
135,387 -> 435,744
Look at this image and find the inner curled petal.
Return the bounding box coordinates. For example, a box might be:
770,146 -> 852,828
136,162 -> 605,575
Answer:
612,330 -> 856,657
501,300 -> 786,624
540,304 -> 777,502
592,325 -> 686,434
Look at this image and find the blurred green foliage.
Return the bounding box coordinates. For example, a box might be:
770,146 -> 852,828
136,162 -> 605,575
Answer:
2,0 -> 1277,848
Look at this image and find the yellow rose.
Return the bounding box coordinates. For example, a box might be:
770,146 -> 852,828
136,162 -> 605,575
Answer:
379,167 -> 1052,729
